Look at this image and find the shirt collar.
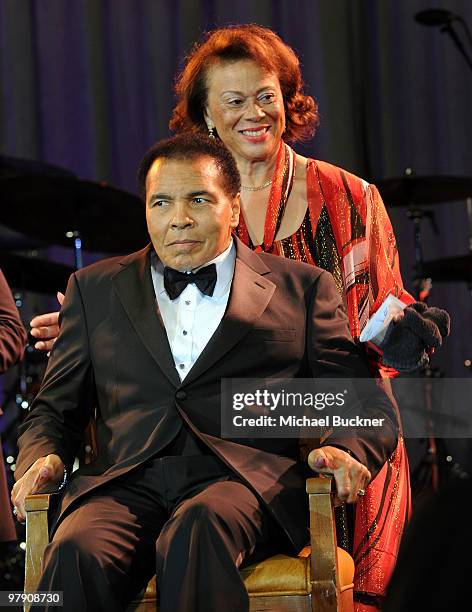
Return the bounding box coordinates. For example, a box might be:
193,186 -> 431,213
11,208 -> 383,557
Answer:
152,239 -> 236,299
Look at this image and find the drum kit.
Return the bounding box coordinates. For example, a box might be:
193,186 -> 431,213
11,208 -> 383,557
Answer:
0,155 -> 149,454
375,172 -> 472,292
376,170 -> 472,498
0,154 -> 148,292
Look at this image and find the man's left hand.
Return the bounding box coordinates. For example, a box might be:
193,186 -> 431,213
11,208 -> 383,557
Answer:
308,446 -> 371,505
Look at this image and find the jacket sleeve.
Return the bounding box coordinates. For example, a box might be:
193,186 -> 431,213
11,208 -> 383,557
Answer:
307,269 -> 399,478
0,269 -> 27,373
367,184 -> 414,314
15,273 -> 94,479
364,184 -> 415,375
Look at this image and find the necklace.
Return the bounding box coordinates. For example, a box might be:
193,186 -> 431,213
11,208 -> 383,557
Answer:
240,178 -> 273,191
236,142 -> 296,252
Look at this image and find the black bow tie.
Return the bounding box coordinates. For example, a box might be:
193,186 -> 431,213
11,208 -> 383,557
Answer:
163,264 -> 217,300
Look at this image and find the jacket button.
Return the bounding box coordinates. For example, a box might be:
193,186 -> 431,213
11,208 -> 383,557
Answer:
176,390 -> 187,400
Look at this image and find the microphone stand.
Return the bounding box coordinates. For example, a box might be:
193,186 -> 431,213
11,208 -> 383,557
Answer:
415,9 -> 472,74
408,206 -> 442,493
440,22 -> 472,73
411,10 -> 472,496
401,169 -> 446,496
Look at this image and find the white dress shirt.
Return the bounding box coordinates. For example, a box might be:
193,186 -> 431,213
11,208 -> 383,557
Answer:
151,240 -> 236,381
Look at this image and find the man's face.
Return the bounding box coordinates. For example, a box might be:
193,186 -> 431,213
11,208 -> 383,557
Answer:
145,156 -> 240,271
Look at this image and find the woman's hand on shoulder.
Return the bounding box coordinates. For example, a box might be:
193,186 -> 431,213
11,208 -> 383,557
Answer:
30,292 -> 64,351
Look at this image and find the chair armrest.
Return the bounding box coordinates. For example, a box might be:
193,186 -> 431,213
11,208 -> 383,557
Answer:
306,476 -> 339,611
24,494 -> 54,600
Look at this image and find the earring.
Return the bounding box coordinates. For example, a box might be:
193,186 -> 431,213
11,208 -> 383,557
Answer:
207,122 -> 216,138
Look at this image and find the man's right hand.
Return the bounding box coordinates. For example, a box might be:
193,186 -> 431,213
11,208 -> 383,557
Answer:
11,454 -> 65,522
308,446 -> 371,505
30,292 -> 64,351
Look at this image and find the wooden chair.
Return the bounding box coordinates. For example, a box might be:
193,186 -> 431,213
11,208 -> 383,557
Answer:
24,476 -> 354,612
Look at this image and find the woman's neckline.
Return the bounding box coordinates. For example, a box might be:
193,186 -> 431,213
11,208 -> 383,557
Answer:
239,154 -> 311,247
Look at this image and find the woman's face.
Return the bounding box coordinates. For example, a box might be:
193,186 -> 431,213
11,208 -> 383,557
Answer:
204,59 -> 286,166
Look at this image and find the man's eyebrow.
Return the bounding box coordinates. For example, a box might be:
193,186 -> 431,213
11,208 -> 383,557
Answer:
149,193 -> 171,200
187,190 -> 213,198
148,190 -> 214,201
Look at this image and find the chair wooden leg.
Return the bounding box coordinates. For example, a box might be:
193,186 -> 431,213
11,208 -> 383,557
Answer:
24,494 -> 52,612
307,477 -> 340,612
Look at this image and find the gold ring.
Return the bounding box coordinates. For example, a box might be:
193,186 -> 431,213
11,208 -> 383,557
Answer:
357,489 -> 366,496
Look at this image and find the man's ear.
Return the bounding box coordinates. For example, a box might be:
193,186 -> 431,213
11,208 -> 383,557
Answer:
230,193 -> 241,228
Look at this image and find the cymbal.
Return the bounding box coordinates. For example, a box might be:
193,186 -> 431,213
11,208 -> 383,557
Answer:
375,175 -> 472,207
0,154 -> 76,178
420,254 -> 472,283
0,253 -> 74,295
0,174 -> 148,253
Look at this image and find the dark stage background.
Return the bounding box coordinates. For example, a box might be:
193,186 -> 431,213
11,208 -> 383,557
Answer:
1,0 -> 471,372
0,0 -> 471,590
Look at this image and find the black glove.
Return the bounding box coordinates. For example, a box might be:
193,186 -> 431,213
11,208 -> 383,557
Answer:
379,302 -> 450,372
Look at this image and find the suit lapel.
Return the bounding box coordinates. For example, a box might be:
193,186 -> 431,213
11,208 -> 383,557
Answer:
182,240 -> 276,386
111,241 -> 275,387
112,245 -> 181,387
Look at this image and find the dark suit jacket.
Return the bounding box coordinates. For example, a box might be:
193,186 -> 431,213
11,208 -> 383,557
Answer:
0,269 -> 27,375
0,268 -> 27,542
15,239 -> 397,552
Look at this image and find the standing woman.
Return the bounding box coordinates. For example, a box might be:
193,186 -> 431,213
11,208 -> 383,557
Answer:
168,25 -> 449,611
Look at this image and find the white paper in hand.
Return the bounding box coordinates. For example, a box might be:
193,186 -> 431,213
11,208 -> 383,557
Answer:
359,294 -> 407,347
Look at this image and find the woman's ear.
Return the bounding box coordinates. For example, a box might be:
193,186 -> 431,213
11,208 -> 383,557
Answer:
204,109 -> 216,138
204,109 -> 214,131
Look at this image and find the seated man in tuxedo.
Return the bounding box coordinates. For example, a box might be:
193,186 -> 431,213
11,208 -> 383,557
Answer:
11,133 -> 397,612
